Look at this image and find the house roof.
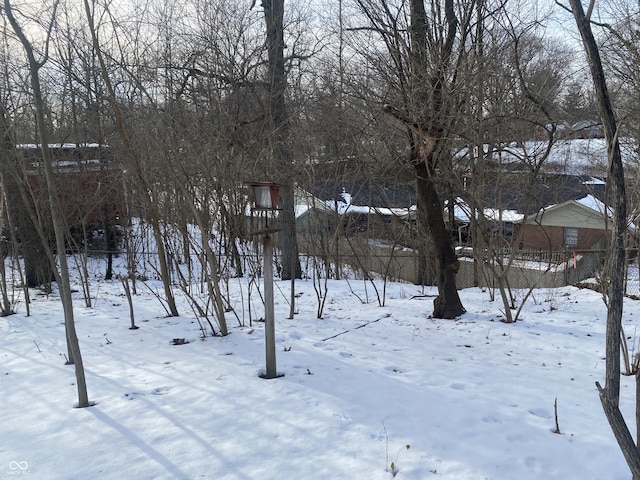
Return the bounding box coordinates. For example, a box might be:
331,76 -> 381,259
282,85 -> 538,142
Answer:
524,194 -> 636,232
304,180 -> 416,210
16,143 -> 114,172
480,173 -> 607,216
298,173 -> 611,224
449,199 -> 523,224
524,194 -> 608,222
451,192 -> 633,232
294,183 -> 416,219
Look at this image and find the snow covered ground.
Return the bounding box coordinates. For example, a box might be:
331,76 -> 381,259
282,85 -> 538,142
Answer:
2,261 -> 639,479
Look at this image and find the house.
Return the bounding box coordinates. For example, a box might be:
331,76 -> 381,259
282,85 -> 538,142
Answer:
570,120 -> 604,139
295,181 -> 416,242
290,182 -> 419,283
452,183 -> 635,289
519,194 -> 619,251
452,173 -> 632,252
10,143 -> 125,238
2,143 -> 125,287
293,186 -> 334,236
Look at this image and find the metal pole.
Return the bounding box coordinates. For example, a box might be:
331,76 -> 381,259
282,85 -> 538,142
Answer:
263,234 -> 277,378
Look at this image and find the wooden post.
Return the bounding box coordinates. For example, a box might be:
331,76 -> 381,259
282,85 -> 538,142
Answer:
263,234 -> 277,378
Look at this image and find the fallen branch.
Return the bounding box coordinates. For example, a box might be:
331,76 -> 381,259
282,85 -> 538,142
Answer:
322,314 -> 391,341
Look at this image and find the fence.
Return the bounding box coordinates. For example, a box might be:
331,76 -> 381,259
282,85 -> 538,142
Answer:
80,238 -> 640,297
455,250 -> 605,290
293,244 -> 640,297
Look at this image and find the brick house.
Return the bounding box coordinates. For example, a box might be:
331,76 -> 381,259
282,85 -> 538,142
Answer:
453,173 -> 635,252
517,194 -> 619,251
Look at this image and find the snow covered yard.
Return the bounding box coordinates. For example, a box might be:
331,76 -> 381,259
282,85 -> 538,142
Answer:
1,276 -> 637,479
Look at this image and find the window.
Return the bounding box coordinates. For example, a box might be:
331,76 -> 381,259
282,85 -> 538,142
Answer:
564,227 -> 579,246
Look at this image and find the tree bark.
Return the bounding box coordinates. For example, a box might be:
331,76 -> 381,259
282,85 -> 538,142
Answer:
0,102 -> 55,290
409,0 -> 465,318
415,155 -> 465,319
4,0 -> 90,407
569,0 -> 639,476
261,0 -> 301,281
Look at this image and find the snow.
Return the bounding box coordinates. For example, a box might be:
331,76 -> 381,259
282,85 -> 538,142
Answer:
544,138 -> 637,174
341,204 -> 415,218
301,187 -> 416,219
2,260 -> 639,479
448,198 -> 524,224
55,159 -> 101,168
574,194 -> 607,213
455,138 -> 638,176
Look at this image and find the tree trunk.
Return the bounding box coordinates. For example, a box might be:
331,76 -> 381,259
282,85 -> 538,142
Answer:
569,0 -> 640,476
415,161 -> 465,319
383,102 -> 466,319
83,0 -> 179,317
4,0 -> 90,407
189,205 -> 229,336
0,104 -> 54,289
104,221 -> 115,280
262,0 -> 301,281
388,0 -> 466,319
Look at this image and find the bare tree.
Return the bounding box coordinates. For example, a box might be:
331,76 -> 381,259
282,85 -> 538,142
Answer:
565,0 -> 640,476
0,100 -> 22,315
2,0 -> 90,407
459,12 -> 570,322
258,0 -> 302,281
0,29 -> 56,290
351,0 -> 470,318
83,0 -> 179,317
597,1 -> 640,232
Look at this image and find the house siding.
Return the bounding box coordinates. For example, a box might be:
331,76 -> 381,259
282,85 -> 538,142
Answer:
518,224 -> 606,250
531,203 -> 611,229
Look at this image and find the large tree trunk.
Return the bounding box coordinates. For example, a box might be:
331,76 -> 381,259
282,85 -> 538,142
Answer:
262,0 -> 301,281
415,159 -> 465,319
409,0 -> 465,318
569,0 -> 640,476
0,103 -> 54,289
383,102 -> 466,319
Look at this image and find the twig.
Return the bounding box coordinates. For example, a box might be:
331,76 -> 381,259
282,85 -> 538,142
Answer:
553,396 -> 561,434
382,418 -> 390,472
321,314 -> 391,341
